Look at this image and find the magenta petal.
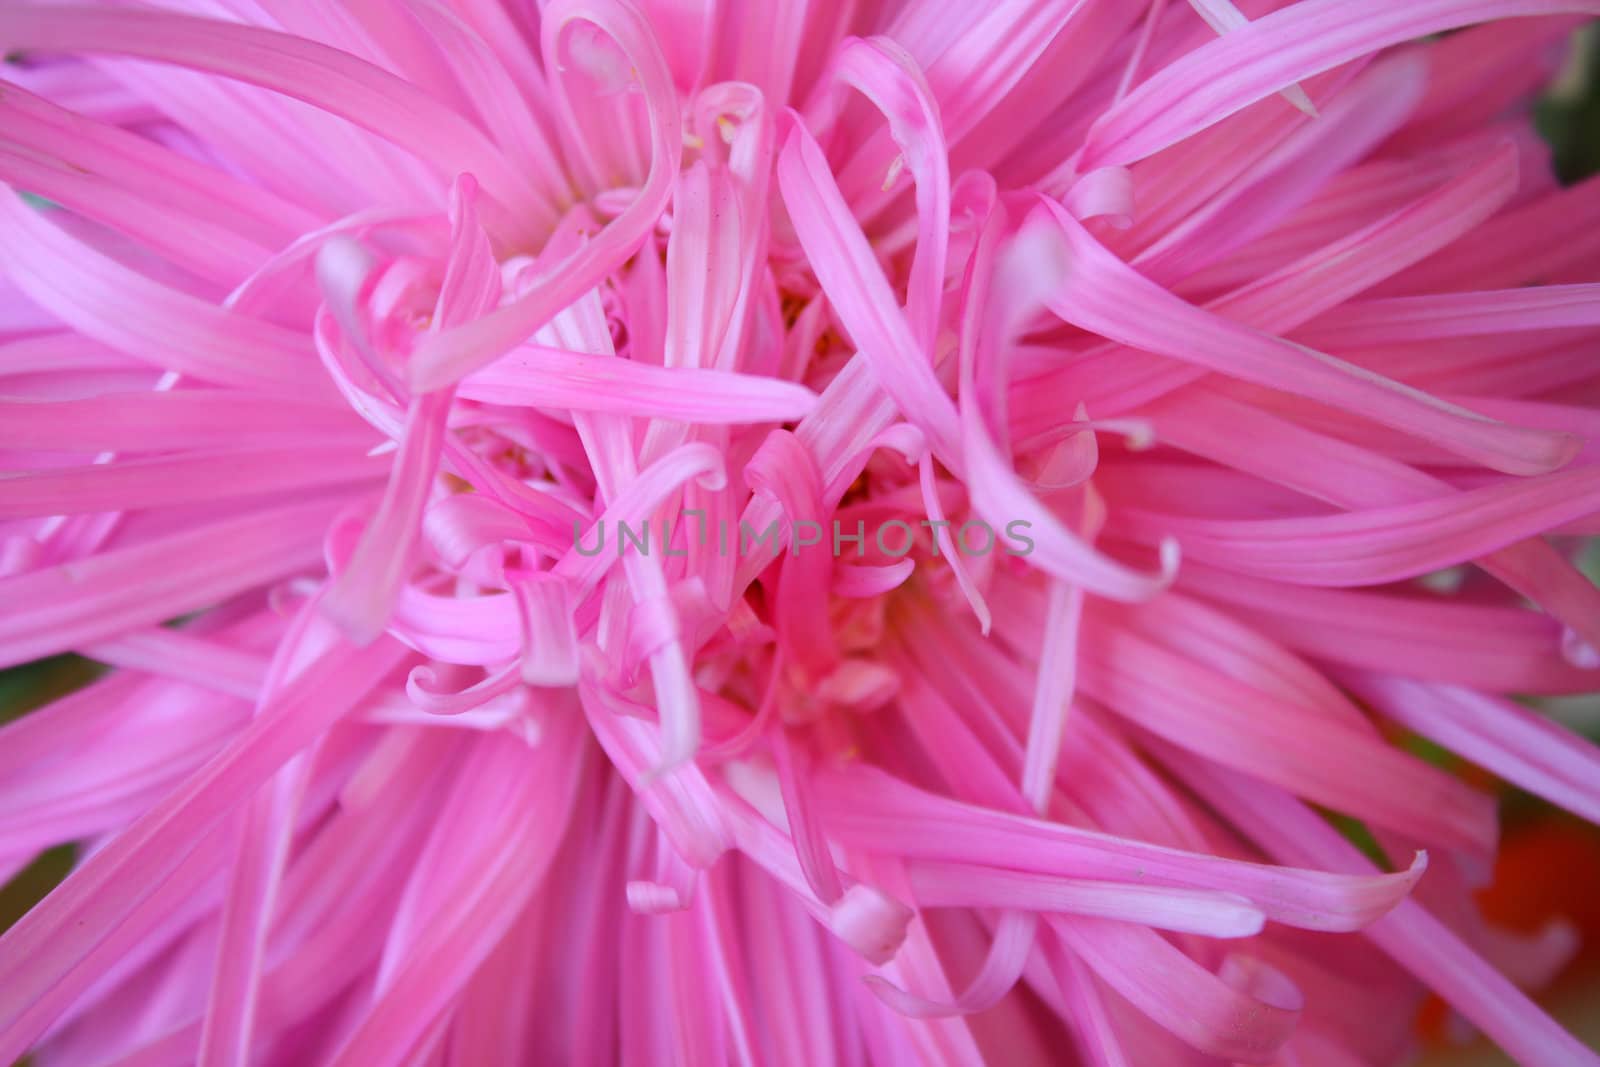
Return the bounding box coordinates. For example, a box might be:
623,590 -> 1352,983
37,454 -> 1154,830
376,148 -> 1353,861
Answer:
0,4 -> 1597,1065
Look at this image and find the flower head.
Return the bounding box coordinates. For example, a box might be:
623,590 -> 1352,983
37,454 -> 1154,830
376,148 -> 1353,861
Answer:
2,1 -> 1600,1064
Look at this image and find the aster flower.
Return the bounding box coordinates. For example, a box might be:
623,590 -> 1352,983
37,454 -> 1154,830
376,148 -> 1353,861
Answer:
2,0 -> 1600,1064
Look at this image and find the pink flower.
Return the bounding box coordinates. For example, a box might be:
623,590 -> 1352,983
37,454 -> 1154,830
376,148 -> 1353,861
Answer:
2,0 -> 1600,1063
